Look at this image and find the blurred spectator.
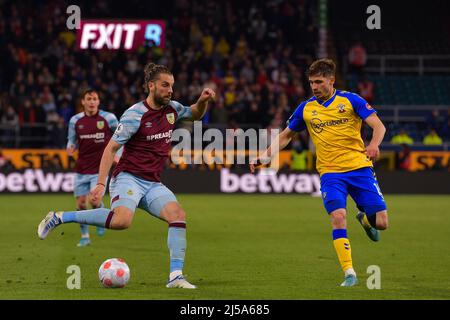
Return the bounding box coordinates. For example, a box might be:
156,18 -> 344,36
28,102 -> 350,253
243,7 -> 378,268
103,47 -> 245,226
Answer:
1,105 -> 19,147
58,98 -> 74,124
215,36 -> 230,58
18,99 -> 35,124
0,148 -> 15,170
423,128 -> 443,145
53,117 -> 67,148
440,109 -> 450,141
357,74 -> 374,104
425,109 -> 441,131
390,129 -> 414,145
210,98 -> 228,124
245,101 -> 262,128
267,110 -> 284,132
39,87 -> 56,113
18,99 -> 36,148
290,136 -> 308,171
228,94 -> 246,124
202,32 -> 214,56
397,144 -> 411,171
250,12 -> 267,49
348,41 -> 367,76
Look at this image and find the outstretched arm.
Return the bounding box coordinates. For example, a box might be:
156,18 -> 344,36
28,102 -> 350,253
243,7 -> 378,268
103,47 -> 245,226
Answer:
250,127 -> 298,172
190,88 -> 216,120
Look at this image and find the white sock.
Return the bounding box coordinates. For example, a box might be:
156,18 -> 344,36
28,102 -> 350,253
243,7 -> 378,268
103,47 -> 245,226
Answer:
169,270 -> 182,281
345,268 -> 356,277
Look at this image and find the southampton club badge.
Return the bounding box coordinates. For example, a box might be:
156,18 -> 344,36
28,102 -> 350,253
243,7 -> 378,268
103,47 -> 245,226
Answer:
166,113 -> 175,124
337,104 -> 346,113
97,120 -> 105,129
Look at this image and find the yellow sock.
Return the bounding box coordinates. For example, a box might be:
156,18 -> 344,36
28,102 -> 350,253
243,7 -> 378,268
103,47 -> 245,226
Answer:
332,229 -> 353,273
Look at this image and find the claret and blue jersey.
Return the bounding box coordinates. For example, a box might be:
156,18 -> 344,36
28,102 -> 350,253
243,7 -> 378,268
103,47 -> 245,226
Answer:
67,109 -> 118,174
108,99 -> 193,215
112,99 -> 192,182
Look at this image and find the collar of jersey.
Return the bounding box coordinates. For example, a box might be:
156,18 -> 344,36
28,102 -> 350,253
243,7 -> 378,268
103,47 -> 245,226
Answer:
143,99 -> 167,111
84,110 -> 99,117
315,89 -> 337,107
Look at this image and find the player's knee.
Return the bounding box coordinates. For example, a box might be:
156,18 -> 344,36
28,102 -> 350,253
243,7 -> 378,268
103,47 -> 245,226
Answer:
110,207 -> 133,230
168,207 -> 186,223
377,211 -> 389,230
161,202 -> 186,223
110,217 -> 132,230
330,209 -> 347,229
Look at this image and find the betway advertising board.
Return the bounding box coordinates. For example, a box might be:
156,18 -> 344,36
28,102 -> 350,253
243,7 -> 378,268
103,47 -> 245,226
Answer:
0,169 -> 320,194
219,169 -> 321,195
0,169 -> 74,193
1,169 -> 449,194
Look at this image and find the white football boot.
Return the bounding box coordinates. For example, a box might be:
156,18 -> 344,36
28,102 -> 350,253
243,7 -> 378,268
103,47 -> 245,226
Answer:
166,275 -> 197,289
37,211 -> 63,240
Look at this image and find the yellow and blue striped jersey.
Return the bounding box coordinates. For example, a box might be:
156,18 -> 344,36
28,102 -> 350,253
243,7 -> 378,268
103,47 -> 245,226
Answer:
287,89 -> 376,175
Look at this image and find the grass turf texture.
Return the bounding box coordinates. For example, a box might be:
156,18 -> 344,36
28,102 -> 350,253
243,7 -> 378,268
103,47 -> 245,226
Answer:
0,194 -> 449,300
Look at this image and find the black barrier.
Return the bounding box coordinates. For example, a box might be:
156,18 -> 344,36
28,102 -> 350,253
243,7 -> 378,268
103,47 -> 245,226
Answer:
0,168 -> 449,194
375,171 -> 450,194
161,169 -> 450,195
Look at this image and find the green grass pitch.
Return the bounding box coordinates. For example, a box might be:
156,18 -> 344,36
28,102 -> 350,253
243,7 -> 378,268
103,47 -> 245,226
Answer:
0,194 -> 449,300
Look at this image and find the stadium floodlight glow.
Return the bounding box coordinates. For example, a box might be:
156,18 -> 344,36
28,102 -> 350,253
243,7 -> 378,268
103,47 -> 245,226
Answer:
76,20 -> 166,51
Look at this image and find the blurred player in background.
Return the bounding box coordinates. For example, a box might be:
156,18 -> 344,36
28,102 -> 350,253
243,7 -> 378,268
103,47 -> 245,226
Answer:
66,89 -> 119,247
251,58 -> 389,287
38,63 -> 215,289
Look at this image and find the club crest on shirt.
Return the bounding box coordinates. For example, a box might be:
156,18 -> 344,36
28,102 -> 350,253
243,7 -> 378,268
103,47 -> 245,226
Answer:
337,104 -> 346,113
312,110 -> 318,116
115,123 -> 124,135
97,120 -> 105,129
166,113 -> 175,124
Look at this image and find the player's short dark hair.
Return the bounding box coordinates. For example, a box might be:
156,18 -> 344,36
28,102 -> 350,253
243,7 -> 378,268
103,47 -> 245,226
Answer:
143,63 -> 172,93
82,89 -> 99,99
306,59 -> 336,78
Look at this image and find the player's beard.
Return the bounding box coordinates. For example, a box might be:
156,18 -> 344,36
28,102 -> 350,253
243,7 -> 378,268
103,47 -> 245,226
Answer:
154,89 -> 171,106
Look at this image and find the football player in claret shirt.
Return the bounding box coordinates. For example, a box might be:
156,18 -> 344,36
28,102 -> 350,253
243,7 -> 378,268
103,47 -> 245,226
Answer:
38,63 -> 215,289
67,89 -> 119,247
251,59 -> 389,287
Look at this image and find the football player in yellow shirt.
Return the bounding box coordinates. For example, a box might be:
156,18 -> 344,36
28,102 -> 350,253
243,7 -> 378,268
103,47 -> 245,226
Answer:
251,59 -> 389,287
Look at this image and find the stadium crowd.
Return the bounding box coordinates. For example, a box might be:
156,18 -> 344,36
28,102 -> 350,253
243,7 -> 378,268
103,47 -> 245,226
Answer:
0,0 -> 318,148
0,0 -> 449,150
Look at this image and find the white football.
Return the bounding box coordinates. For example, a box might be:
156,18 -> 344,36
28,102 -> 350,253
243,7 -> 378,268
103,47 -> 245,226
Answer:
98,258 -> 130,288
